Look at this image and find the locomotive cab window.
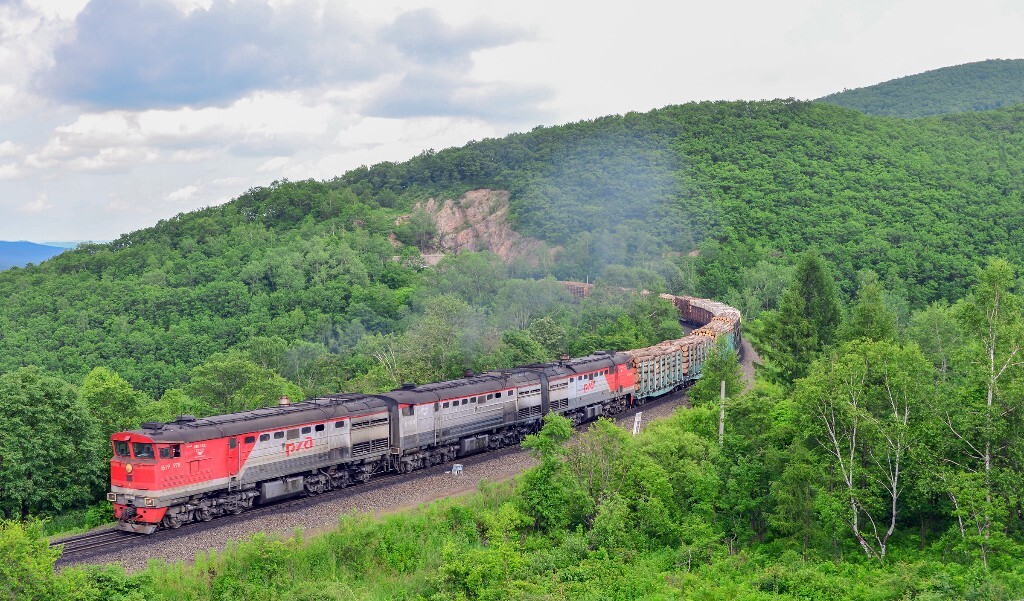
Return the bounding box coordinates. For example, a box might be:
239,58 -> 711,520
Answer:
487,393 -> 493,400
443,402 -> 450,409
315,424 -> 325,432
159,447 -> 171,459
274,431 -> 284,439
301,426 -> 311,435
114,441 -> 131,458
244,436 -> 256,444
260,433 -> 271,442
462,399 -> 468,405
402,405 -> 414,417
132,443 -> 154,459
495,392 -> 502,398
334,421 -> 346,429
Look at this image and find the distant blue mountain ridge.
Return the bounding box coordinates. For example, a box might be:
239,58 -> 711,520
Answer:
0,240 -> 68,270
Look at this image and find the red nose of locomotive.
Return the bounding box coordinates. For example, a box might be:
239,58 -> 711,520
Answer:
109,432 -> 168,533
110,433 -> 159,489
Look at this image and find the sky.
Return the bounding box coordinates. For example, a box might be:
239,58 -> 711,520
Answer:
0,0 -> 1022,242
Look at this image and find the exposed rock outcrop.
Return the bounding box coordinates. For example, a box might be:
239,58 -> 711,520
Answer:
414,189 -> 554,264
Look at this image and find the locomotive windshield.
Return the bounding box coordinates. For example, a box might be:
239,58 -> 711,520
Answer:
132,443 -> 155,459
114,441 -> 130,458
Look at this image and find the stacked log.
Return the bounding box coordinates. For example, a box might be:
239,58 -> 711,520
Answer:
556,283 -> 742,399
562,281 -> 594,299
628,293 -> 742,399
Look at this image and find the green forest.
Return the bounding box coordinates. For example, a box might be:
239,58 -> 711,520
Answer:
818,59 -> 1024,117
3,91 -> 1024,598
10,254 -> 1024,598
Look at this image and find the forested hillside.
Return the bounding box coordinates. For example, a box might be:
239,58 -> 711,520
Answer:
343,99 -> 1024,306
4,97 -> 1024,530
5,97 -> 1024,410
817,58 -> 1024,117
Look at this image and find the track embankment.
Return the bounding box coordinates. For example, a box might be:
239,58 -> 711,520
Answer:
56,392 -> 689,572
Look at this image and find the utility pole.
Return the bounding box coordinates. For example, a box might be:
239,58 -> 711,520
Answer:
719,379 -> 725,446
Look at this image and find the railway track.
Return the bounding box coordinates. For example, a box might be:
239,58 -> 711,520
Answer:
52,528 -> 140,558
54,388 -> 687,568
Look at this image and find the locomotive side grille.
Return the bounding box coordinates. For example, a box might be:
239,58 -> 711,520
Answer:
351,417 -> 389,430
550,398 -> 569,411
517,405 -> 542,421
351,437 -> 390,455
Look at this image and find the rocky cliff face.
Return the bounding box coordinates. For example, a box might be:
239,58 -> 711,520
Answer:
413,189 -> 553,264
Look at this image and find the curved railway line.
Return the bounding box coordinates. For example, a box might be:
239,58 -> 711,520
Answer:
54,386 -> 692,569
53,283 -> 744,569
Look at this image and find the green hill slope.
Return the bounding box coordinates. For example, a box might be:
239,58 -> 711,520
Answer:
4,99 -> 1024,395
816,58 -> 1024,117
0,182 -> 423,395
342,100 -> 1024,305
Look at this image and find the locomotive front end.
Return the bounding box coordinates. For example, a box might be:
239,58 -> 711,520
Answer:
108,432 -> 169,534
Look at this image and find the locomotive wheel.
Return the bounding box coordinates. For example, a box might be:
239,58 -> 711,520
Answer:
196,508 -> 212,522
163,515 -> 182,529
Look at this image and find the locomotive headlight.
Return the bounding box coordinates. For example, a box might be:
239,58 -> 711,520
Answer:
106,493 -> 116,502
144,498 -> 155,507
124,463 -> 133,474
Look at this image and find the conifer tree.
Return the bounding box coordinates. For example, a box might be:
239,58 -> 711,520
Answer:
761,250 -> 842,384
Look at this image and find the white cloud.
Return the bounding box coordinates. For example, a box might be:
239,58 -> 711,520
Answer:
0,141 -> 23,157
256,157 -> 291,174
19,91 -> 341,174
0,163 -> 23,180
166,184 -> 199,203
17,192 -> 53,214
1,0 -> 1023,241
20,0 -> 89,20
209,176 -> 246,188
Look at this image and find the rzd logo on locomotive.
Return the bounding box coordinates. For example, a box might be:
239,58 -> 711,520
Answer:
583,381 -> 596,392
285,436 -> 315,457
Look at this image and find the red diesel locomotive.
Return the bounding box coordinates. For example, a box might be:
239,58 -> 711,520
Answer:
108,290 -> 742,534
109,352 -> 636,533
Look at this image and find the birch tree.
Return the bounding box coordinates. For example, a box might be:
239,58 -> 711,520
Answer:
797,340 -> 930,563
943,258 -> 1024,569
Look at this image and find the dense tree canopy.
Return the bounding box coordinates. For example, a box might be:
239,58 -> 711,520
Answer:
817,59 -> 1024,117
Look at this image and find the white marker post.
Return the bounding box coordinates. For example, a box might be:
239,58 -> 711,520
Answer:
632,412 -> 643,436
